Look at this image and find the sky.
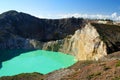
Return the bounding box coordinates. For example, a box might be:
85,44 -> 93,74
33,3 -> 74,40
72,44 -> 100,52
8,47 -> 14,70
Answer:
0,0 -> 120,20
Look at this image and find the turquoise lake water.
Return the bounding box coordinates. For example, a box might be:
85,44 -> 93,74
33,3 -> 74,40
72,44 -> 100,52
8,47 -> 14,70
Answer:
0,50 -> 77,77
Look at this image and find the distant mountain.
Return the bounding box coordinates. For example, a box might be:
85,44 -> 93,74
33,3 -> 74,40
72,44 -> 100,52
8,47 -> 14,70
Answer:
0,10 -> 84,42
0,10 -> 120,57
0,10 -> 85,69
0,10 -> 120,53
0,10 -> 120,80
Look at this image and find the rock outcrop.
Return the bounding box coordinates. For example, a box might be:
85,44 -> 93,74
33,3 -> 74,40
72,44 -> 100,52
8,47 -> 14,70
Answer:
42,23 -> 107,60
0,36 -> 32,49
91,23 -> 120,53
69,23 -> 107,60
0,10 -> 120,61
0,10 -> 84,42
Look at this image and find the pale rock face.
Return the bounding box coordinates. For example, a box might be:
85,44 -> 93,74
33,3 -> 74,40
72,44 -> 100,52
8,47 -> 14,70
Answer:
68,23 -> 107,60
5,23 -> 106,61
42,40 -> 64,52
41,23 -> 107,61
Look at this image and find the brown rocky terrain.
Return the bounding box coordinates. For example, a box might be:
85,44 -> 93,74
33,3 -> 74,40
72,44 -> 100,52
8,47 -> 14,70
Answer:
61,51 -> 120,80
1,51 -> 120,80
0,10 -> 120,80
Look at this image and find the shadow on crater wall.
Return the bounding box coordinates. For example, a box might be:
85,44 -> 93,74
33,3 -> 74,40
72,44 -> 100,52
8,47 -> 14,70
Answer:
0,49 -> 36,68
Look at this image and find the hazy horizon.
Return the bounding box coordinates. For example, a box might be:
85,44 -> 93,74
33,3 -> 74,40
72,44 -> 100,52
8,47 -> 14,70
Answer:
0,0 -> 120,20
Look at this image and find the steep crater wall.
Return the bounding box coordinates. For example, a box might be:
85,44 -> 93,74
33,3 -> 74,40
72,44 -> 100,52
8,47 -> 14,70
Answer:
91,23 -> 120,54
0,11 -> 120,61
43,23 -> 107,60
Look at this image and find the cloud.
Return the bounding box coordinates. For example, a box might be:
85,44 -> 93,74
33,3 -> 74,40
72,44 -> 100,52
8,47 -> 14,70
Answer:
111,12 -> 117,18
58,12 -> 120,21
34,12 -> 120,21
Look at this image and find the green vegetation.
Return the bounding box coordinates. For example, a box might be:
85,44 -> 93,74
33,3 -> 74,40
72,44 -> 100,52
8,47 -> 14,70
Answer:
82,60 -> 94,66
116,61 -> 120,67
87,72 -> 101,80
112,77 -> 120,80
0,72 -> 44,80
46,41 -> 62,51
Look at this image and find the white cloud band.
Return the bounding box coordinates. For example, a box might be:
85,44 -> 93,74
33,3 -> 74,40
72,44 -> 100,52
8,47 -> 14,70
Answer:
58,12 -> 120,21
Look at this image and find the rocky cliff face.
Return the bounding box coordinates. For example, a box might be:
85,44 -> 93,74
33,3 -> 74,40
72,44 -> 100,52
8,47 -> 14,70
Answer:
0,10 -> 84,42
67,23 -> 107,60
0,34 -> 33,49
41,23 -> 120,60
91,23 -> 120,53
42,23 -> 107,60
0,10 -> 120,61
